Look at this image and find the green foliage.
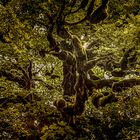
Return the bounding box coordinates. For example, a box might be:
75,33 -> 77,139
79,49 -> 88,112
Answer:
0,0 -> 140,139
41,121 -> 75,140
84,86 -> 140,139
108,0 -> 140,20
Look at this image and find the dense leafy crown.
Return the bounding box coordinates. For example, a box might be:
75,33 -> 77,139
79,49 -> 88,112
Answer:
0,0 -> 140,140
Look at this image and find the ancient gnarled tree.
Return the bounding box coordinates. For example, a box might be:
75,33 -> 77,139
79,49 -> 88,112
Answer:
1,0 -> 140,125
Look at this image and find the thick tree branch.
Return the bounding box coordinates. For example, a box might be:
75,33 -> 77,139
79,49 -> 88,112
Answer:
120,47 -> 136,70
0,70 -> 26,88
112,78 -> 140,92
85,78 -> 118,90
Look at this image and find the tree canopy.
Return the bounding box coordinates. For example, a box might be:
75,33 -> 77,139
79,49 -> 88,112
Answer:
0,0 -> 140,139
